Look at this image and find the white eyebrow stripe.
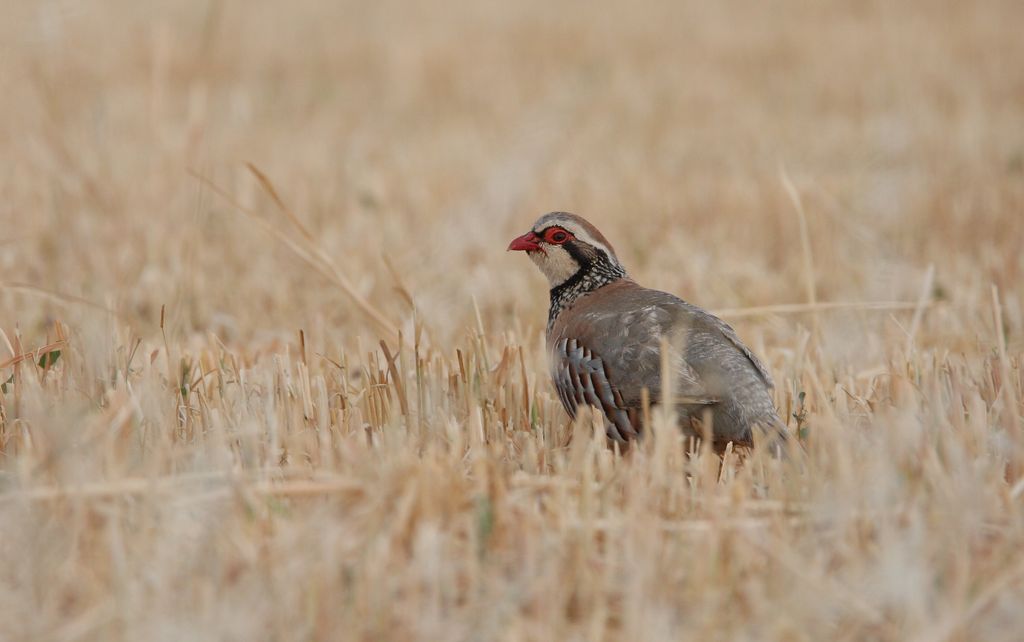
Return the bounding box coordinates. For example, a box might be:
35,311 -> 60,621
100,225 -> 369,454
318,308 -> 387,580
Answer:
568,228 -> 614,258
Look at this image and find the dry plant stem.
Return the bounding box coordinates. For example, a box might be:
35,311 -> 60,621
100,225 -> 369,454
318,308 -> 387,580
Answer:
992,285 -> 1022,467
905,264 -> 935,354
713,300 -> 930,319
380,338 -> 410,417
0,282 -> 118,317
0,340 -> 66,371
780,166 -> 820,339
190,168 -> 402,343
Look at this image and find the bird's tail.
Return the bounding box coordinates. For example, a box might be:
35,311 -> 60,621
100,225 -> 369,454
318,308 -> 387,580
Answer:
756,413 -> 800,460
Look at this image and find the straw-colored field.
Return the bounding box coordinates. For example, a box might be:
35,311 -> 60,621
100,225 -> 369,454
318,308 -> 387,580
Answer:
2,1 -> 1023,640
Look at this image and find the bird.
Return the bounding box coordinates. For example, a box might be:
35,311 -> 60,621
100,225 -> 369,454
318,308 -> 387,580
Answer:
508,211 -> 787,453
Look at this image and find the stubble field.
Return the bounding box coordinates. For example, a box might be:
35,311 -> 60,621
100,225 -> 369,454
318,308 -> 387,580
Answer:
2,1 -> 1024,640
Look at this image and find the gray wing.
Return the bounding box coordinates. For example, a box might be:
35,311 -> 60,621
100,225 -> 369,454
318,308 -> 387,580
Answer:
550,302 -> 719,442
562,303 -> 718,408
612,290 -> 775,394
699,311 -> 774,389
551,337 -> 639,442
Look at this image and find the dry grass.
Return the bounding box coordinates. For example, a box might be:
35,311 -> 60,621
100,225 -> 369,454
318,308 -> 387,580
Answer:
2,1 -> 1024,640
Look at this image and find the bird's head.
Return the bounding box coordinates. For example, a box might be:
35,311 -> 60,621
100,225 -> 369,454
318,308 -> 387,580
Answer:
507,212 -> 626,289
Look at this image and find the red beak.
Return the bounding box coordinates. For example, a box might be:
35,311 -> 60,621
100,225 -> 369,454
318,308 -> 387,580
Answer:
508,231 -> 542,252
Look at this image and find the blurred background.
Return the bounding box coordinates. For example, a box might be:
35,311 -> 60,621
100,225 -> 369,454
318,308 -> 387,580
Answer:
2,0 -> 1022,358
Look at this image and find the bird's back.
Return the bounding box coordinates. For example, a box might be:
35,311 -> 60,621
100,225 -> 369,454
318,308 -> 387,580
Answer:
547,279 -> 781,447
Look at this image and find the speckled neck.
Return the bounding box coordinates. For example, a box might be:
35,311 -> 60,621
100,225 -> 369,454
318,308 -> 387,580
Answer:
548,260 -> 626,326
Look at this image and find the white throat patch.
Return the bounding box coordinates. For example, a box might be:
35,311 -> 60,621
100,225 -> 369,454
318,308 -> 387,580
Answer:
528,246 -> 581,287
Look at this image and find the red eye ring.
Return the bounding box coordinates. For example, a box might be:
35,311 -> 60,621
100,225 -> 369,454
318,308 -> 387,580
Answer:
544,228 -> 570,244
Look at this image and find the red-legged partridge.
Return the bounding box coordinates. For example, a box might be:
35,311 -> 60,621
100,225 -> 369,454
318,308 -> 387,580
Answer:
509,211 -> 787,452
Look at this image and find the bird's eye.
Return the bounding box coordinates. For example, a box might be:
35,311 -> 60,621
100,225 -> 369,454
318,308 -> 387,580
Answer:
545,228 -> 570,244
